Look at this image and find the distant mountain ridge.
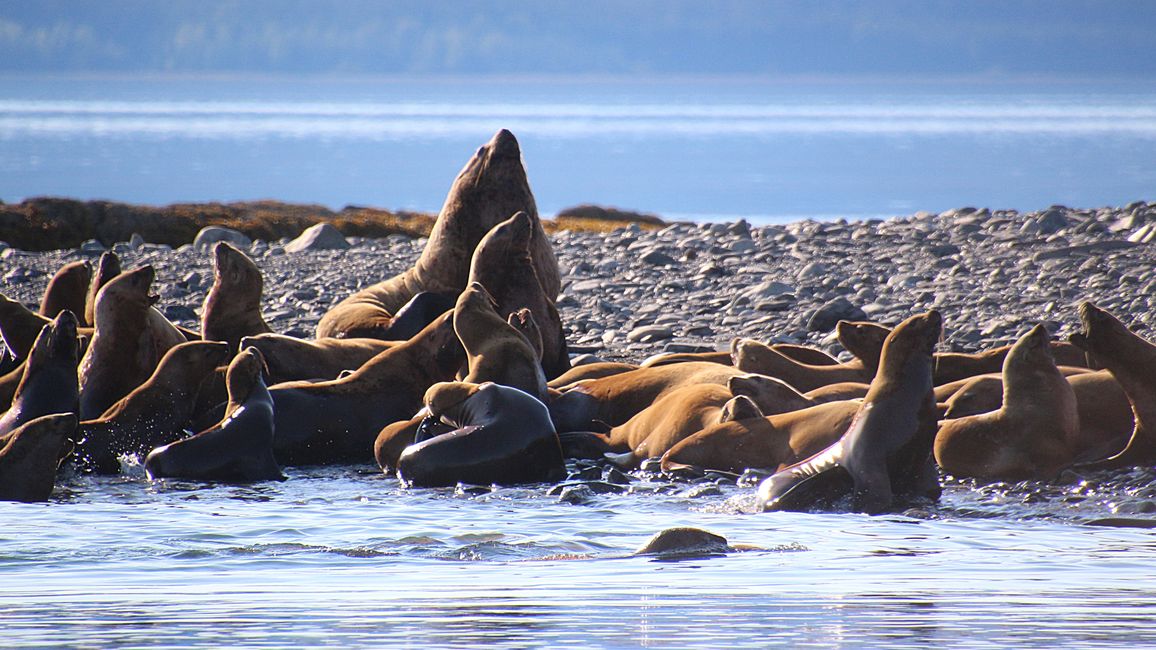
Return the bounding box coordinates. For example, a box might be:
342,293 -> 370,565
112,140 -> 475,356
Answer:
2,0 -> 1154,77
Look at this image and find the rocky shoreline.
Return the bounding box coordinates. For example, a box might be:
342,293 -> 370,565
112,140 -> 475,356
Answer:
2,201 -> 1154,364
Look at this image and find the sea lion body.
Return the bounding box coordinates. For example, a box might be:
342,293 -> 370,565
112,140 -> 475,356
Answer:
0,413 -> 78,502
201,242 -> 271,351
0,311 -> 80,437
548,362 -> 638,389
455,282 -> 547,400
396,381 -> 565,487
733,339 -> 872,392
240,333 -> 397,384
0,293 -> 53,362
39,260 -> 91,322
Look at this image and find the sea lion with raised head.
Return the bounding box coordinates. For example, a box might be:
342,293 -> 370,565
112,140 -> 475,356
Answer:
934,324 -> 1080,480
756,310 -> 943,514
74,340 -> 232,473
0,311 -> 80,437
84,251 -> 121,327
455,282 -> 547,400
396,381 -> 565,487
0,293 -> 53,363
270,311 -> 465,465
145,347 -> 284,483
0,413 -> 78,502
201,242 -> 271,352
39,260 -> 91,322
316,129 -> 559,339
77,265 -> 188,420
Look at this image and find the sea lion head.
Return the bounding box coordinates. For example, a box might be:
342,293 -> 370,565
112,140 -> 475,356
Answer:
507,308 -> 543,361
881,310 -> 942,365
836,320 -> 890,366
94,265 -> 157,325
1071,302 -> 1135,361
213,241 -> 261,289
1004,323 -> 1054,377
423,380 -> 484,420
28,309 -> 80,368
226,346 -> 269,403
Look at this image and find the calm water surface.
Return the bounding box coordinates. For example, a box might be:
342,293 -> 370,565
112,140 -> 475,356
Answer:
4,462 -> 1156,648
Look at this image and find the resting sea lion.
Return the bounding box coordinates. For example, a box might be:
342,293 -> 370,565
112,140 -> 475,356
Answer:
548,362 -> 638,389
0,413 -> 78,502
934,324 -> 1080,480
397,381 -> 565,487
240,332 -> 398,384
145,347 -> 284,483
757,310 -> 943,514
77,265 -> 188,419
733,339 -> 872,392
1070,302 -> 1156,469
74,340 -> 232,473
39,260 -> 91,322
455,282 -> 547,400
805,381 -> 870,403
270,311 -> 465,465
84,251 -> 121,327
0,311 -> 80,437
201,242 -> 271,351
316,129 -> 559,339
468,211 -> 569,379
642,344 -> 839,369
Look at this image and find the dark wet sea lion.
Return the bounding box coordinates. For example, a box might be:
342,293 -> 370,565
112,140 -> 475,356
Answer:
0,413 -> 78,502
934,324 -> 1080,480
316,129 -> 559,339
455,282 -> 547,400
468,211 -> 569,379
74,340 -> 232,473
757,310 -> 943,514
396,381 -> 565,487
1070,302 -> 1156,469
145,347 -> 284,483
201,242 -> 271,352
0,311 -> 80,437
634,527 -> 733,558
377,292 -> 457,341
240,332 -> 398,384
39,260 -> 91,322
77,265 -> 188,420
270,311 -> 465,465
84,251 -> 121,327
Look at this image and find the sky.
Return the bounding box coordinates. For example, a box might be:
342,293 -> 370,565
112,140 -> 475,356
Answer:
2,0 -> 1154,79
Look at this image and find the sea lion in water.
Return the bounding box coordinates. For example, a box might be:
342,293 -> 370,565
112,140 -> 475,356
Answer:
396,381 -> 565,487
316,129 -> 559,339
0,413 -> 78,502
757,310 -> 943,514
270,311 -> 465,465
1070,302 -> 1156,469
240,333 -> 398,384
468,211 -> 569,379
0,311 -> 80,437
934,324 -> 1080,480
455,282 -> 547,401
145,347 -> 284,483
84,251 -> 121,328
77,265 -> 188,420
39,260 -> 91,322
74,340 -> 232,473
201,242 -> 271,352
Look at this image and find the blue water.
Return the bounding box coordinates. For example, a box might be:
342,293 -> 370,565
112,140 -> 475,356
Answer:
1,75 -> 1154,222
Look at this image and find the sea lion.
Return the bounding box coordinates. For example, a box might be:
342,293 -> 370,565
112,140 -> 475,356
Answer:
270,311 -> 465,465
468,211 -> 569,379
39,260 -> 91,322
804,381 -> 870,403
934,324 -> 1080,480
374,413 -> 426,472
641,344 -> 840,369
633,527 -> 733,558
239,332 -> 398,384
74,340 -> 232,473
396,381 -> 565,487
84,251 -> 121,327
1070,302 -> 1156,469
0,311 -> 80,437
455,282 -> 547,400
508,307 -> 544,361
145,347 -> 284,483
316,129 -> 559,339
201,241 -> 271,351
660,400 -> 861,474
548,361 -> 639,389
77,265 -> 188,420
757,310 -> 943,514
0,413 -> 78,502
733,338 -> 873,392
0,293 -> 52,362
376,292 -> 457,341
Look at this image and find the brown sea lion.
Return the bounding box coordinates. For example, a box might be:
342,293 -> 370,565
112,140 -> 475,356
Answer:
84,251 -> 121,327
1070,302 -> 1156,469
548,362 -> 639,389
0,364 -> 23,412
455,282 -> 547,400
0,311 -> 80,437
316,129 -> 559,339
74,340 -> 232,474
145,347 -> 284,483
201,241 -> 271,351
240,333 -> 398,384
641,344 -> 840,369
270,311 -> 465,465
934,324 -> 1080,480
733,338 -> 873,392
660,399 -> 861,474
396,381 -> 565,487
508,307 -> 544,361
804,381 -> 871,403
0,413 -> 78,502
469,211 -> 569,379
757,310 -> 943,514
39,260 -> 91,322
0,293 -> 52,362
77,265 -> 188,420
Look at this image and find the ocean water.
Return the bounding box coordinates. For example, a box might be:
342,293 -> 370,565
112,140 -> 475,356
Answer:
1,75 -> 1154,222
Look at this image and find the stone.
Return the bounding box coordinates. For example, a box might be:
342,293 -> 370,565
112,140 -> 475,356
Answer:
627,325 -> 674,343
806,297 -> 867,333
640,250 -> 678,266
193,226 -> 252,250
284,223 -> 350,253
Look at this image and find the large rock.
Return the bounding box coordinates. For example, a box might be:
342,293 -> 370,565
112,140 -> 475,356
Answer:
194,226 -> 252,250
806,297 -> 867,333
284,223 -> 350,253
